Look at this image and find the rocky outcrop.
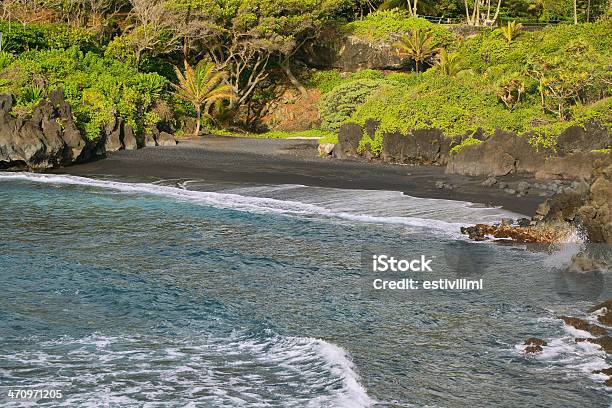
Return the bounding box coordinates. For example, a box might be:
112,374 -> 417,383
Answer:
0,91 -> 177,170
561,316 -> 608,336
156,131 -> 177,147
382,128 -> 448,165
446,125 -> 610,180
0,90 -> 90,169
460,221 -> 574,244
536,159 -> 612,243
334,122 -> 363,159
301,28 -> 404,71
523,337 -> 547,353
330,121 -> 609,177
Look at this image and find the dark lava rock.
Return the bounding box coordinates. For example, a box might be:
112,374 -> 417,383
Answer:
576,336 -> 612,353
561,316 -> 608,336
0,90 -> 89,169
524,345 -> 543,353
121,123 -> 137,150
593,367 -> 612,375
156,131 -> 177,147
104,118 -> 123,153
556,122 -> 610,156
334,122 -> 362,159
524,337 -> 548,346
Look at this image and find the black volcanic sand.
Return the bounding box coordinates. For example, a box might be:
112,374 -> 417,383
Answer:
54,136 -> 547,216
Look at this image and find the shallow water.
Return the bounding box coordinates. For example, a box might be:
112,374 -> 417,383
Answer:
0,173 -> 610,407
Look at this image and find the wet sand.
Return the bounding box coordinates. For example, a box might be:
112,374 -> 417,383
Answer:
54,136 -> 547,216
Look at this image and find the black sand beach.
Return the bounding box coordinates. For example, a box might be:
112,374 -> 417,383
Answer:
55,137 -> 546,216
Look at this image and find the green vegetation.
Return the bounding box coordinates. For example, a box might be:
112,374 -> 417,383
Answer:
450,136 -> 483,154
343,10 -> 455,46
0,47 -> 168,140
319,19 -> 611,151
0,0 -> 608,147
172,60 -> 234,137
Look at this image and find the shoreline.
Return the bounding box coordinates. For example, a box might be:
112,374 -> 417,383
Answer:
51,136 -> 548,216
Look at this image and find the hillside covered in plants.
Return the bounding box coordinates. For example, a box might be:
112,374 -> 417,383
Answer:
0,0 -> 608,150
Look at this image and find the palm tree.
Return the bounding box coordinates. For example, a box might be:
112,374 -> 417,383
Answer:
172,60 -> 234,137
435,49 -> 463,76
500,21 -> 523,44
393,28 -> 438,73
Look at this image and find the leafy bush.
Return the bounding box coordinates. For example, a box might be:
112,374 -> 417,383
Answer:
343,10 -> 456,46
315,20 -> 611,151
320,79 -> 382,131
306,70 -> 343,93
0,47 -> 168,140
0,20 -> 96,53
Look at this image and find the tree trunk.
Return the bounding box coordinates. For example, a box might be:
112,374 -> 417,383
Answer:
464,0 -> 471,24
586,0 -> 591,21
413,0 -> 418,16
573,0 -> 578,24
282,60 -> 308,99
492,0 -> 502,23
195,106 -> 201,137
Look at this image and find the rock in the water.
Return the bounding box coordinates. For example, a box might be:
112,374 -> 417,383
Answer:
589,300 -> 612,326
593,367 -> 612,375
524,337 -> 547,346
318,143 -> 335,156
156,132 -> 177,146
461,223 -> 573,244
561,316 -> 608,336
524,345 -> 543,353
567,255 -> 609,273
576,336 -> 612,353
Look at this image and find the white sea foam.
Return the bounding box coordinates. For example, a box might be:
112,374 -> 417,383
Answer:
513,318 -> 610,391
1,331 -> 375,407
0,172 -> 496,237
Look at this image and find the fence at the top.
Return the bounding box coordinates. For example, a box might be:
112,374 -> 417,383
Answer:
418,14 -> 572,28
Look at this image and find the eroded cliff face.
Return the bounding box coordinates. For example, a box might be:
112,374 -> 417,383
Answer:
0,90 -> 176,171
0,90 -> 88,169
536,160 -> 612,243
300,28 -> 405,72
331,120 -> 610,181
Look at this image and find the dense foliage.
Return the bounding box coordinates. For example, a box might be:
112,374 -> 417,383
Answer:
0,47 -> 168,140
314,19 -> 611,152
0,0 -> 609,145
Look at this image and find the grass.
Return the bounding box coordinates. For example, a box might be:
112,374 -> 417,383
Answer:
210,128 -> 336,141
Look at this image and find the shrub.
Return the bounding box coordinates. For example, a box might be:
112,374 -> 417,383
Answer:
320,79 -> 382,131
0,47 -> 169,140
306,70 -> 343,94
0,20 -> 96,53
343,10 -> 456,46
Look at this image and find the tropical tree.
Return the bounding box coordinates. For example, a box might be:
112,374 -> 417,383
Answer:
394,28 -> 439,73
500,20 -> 523,44
435,49 -> 463,75
172,60 -> 235,136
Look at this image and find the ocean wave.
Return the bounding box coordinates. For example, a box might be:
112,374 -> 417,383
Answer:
1,331 -> 374,407
0,172 -> 471,237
